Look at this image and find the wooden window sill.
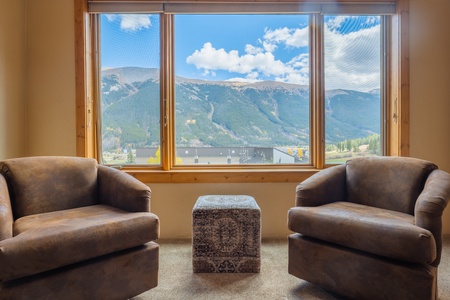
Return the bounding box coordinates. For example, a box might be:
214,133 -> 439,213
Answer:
120,168 -> 319,183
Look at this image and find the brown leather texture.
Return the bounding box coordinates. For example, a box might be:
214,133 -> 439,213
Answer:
0,156 -> 98,219
289,201 -> 436,264
289,234 -> 437,300
415,169 -> 450,266
98,165 -> 151,212
346,156 -> 437,214
0,175 -> 13,241
0,205 -> 159,282
289,156 -> 450,300
1,242 -> 159,300
0,156 -> 160,298
296,164 -> 346,207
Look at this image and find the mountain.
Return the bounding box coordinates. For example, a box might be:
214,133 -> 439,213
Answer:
100,67 -> 380,151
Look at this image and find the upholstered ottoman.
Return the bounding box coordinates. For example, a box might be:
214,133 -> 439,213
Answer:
192,195 -> 261,273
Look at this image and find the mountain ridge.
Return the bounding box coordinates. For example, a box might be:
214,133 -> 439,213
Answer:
100,67 -> 380,151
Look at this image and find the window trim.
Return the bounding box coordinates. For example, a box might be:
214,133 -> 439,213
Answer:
74,0 -> 410,183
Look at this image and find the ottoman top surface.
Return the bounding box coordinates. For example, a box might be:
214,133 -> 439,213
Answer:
194,195 -> 260,210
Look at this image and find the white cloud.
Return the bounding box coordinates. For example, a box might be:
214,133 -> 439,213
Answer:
185,22 -> 310,85
186,42 -> 294,77
245,44 -> 263,55
186,17 -> 380,91
275,72 -> 309,86
264,27 -> 309,49
288,53 -> 309,70
246,72 -> 260,80
262,41 -> 278,53
106,14 -> 151,32
226,73 -> 262,83
324,17 -> 381,91
326,16 -> 349,32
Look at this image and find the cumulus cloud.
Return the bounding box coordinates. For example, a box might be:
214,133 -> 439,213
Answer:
186,38 -> 309,85
186,16 -> 380,91
262,40 -> 277,53
227,72 -> 262,83
324,17 -> 381,91
263,27 -> 309,49
185,24 -> 310,84
245,44 -> 263,55
325,16 -> 349,32
186,42 -> 294,77
106,14 -> 151,32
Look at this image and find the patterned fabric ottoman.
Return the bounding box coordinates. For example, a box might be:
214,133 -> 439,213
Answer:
192,195 -> 261,273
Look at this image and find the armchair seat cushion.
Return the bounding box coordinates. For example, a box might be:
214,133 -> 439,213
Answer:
0,204 -> 159,282
288,201 -> 436,264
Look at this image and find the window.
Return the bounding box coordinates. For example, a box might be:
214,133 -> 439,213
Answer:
75,1 -> 410,183
324,15 -> 383,164
99,14 -> 161,165
174,14 -> 310,165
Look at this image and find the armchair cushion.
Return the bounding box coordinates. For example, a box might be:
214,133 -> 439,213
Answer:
0,204 -> 159,282
1,157 -> 98,218
288,201 -> 436,264
346,157 -> 437,214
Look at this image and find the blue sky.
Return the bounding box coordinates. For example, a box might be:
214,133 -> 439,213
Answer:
101,14 -> 380,91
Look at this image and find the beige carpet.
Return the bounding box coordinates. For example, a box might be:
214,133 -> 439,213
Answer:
133,238 -> 450,300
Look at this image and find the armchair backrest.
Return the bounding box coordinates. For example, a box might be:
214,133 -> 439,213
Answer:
346,156 -> 437,214
0,156 -> 99,219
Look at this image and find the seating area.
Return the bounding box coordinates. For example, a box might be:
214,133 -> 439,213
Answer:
1,155 -> 450,300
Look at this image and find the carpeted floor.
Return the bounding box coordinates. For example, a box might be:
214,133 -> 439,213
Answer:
133,237 -> 450,300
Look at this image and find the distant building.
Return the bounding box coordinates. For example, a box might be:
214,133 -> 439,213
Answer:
136,146 -> 307,165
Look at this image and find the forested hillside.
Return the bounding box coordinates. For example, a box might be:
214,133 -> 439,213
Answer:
101,67 -> 380,151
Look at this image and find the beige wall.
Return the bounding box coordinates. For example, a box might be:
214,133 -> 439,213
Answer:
1,0 -> 450,238
0,0 -> 27,159
151,183 -> 297,239
409,0 -> 450,233
26,0 -> 77,156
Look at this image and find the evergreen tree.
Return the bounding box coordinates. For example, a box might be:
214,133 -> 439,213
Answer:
126,146 -> 135,163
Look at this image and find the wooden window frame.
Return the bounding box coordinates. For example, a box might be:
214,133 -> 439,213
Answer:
74,0 -> 409,183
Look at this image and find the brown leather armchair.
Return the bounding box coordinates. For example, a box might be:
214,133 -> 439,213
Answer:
288,156 -> 450,300
0,156 -> 159,300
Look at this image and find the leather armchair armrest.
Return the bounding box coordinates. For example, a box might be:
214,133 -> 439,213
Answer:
296,164 -> 346,207
0,175 -> 13,241
98,165 -> 151,212
415,169 -> 450,266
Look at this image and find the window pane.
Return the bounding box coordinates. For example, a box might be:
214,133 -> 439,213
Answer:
99,14 -> 161,165
324,16 -> 382,164
174,14 -> 310,165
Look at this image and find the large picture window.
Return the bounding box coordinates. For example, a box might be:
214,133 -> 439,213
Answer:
174,14 -> 310,165
76,1 -> 409,182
